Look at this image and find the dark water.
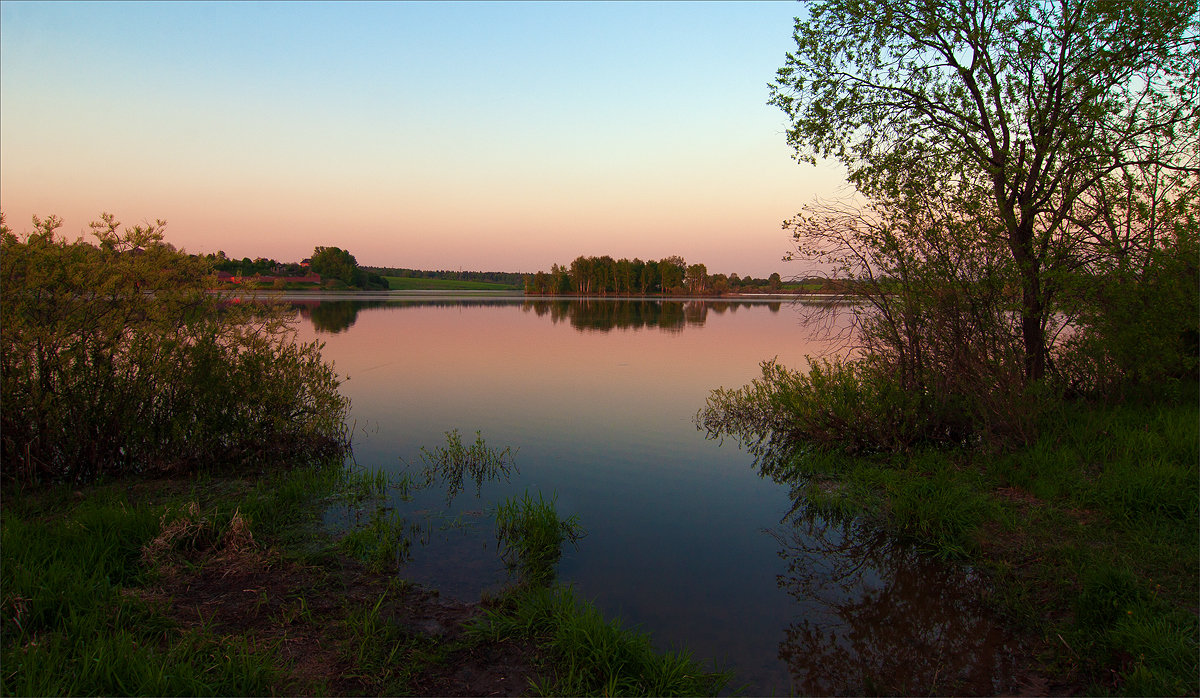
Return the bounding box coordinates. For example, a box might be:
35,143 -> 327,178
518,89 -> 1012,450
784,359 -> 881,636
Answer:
291,294 -> 1021,695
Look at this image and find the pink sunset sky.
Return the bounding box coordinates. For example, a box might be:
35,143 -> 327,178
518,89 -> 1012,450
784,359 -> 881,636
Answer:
1,1 -> 847,277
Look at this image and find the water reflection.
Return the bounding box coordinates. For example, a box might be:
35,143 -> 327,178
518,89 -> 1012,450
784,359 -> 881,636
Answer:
522,298 -> 782,333
294,300 -> 389,333
280,294 -> 1022,695
288,296 -> 790,334
289,297 -> 521,333
770,508 -> 1024,696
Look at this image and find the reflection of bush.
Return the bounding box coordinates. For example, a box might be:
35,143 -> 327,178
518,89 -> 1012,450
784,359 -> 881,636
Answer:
771,513 -> 1023,695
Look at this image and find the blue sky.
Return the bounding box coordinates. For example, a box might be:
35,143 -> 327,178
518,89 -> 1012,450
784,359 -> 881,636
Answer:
1,1 -> 846,276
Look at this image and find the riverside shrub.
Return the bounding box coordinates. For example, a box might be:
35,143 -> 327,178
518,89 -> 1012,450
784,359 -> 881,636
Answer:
696,357 -> 974,479
0,214 -> 349,485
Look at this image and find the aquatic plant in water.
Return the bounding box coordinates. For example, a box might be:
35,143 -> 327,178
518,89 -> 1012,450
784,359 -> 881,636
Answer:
494,490 -> 584,586
411,429 -> 518,504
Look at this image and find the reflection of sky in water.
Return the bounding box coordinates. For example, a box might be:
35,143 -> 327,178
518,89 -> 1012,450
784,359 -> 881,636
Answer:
299,297 -> 1019,695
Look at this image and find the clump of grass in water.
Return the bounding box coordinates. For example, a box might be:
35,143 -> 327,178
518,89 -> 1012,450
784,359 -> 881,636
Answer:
477,493 -> 727,695
333,431 -> 516,571
412,429 -> 518,504
495,490 -> 584,587
337,508 -> 429,574
473,585 -> 730,696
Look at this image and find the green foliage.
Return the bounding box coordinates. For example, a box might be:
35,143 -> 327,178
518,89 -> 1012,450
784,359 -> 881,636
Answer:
696,358 -> 974,470
308,245 -> 387,290
1075,565 -> 1145,634
780,199 -> 1049,441
308,245 -> 358,286
368,266 -> 525,288
524,254 -> 784,295
0,213 -> 350,485
1,448 -> 729,697
340,589 -> 412,683
494,491 -> 584,587
763,399 -> 1199,695
771,0 -> 1199,383
1057,217 -> 1200,398
337,508 -> 427,574
472,585 -> 729,696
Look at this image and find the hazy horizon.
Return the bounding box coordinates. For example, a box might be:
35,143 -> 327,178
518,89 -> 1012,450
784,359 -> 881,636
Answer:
1,0 -> 848,277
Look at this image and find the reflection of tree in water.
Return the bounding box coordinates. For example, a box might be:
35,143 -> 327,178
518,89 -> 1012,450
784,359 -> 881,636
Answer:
294,301 -> 387,333
521,299 -> 770,332
771,509 -> 1023,695
286,297 -> 785,334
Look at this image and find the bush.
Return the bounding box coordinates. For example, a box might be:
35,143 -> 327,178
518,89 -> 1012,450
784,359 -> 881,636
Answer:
696,357 -> 975,478
0,213 -> 350,485
1055,221 -> 1200,400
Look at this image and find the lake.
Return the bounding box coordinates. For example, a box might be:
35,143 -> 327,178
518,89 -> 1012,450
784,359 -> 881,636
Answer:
289,293 -> 1021,695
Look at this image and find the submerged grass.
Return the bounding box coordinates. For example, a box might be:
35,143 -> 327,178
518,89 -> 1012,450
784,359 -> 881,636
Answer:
495,490 -> 585,586
473,586 -> 730,696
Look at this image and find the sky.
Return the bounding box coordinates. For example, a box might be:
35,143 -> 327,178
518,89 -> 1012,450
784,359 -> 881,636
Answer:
1,0 -> 848,277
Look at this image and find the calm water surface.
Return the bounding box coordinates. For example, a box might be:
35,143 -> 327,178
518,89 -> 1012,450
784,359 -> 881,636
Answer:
289,294 -> 1020,695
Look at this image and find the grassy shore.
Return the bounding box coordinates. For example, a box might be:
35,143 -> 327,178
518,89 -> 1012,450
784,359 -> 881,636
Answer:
788,398 -> 1198,695
0,462 -> 727,696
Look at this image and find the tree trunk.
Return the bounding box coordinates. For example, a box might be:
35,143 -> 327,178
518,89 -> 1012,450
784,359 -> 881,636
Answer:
1021,284 -> 1046,381
1009,213 -> 1047,382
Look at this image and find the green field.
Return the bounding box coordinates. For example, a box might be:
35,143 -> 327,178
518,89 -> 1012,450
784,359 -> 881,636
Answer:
384,276 -> 521,291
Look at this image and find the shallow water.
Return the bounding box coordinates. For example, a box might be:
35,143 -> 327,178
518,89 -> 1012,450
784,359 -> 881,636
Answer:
293,294 -> 1020,695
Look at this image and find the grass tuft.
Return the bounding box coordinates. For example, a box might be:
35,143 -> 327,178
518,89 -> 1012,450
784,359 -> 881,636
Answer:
472,585 -> 729,696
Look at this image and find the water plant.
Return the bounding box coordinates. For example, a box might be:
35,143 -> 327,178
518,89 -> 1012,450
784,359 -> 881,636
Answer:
494,490 -> 584,586
472,585 -> 730,696
411,428 -> 518,504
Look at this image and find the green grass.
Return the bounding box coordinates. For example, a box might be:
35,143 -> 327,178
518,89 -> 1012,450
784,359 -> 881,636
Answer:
384,276 -> 521,291
495,490 -> 585,587
472,585 -> 730,696
788,399 -> 1199,695
0,487 -> 280,696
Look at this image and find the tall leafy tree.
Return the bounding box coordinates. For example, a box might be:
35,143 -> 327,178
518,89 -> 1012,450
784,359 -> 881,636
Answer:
770,0 -> 1199,381
309,246 -> 359,286
660,256 -> 687,292
685,263 -> 709,293
639,260 -> 661,294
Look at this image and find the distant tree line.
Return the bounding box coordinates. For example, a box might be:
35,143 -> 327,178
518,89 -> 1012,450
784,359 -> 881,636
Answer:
524,255 -> 785,295
363,267 -> 525,288
206,251 -> 306,278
